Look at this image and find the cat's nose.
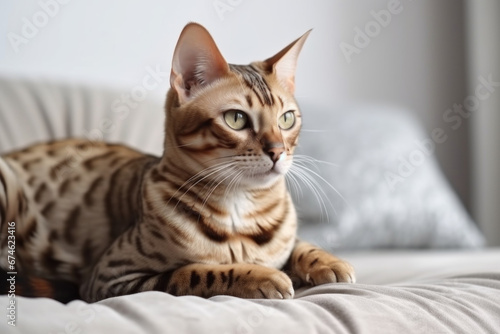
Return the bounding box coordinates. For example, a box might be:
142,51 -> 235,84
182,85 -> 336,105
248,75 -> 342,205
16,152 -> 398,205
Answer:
266,146 -> 286,163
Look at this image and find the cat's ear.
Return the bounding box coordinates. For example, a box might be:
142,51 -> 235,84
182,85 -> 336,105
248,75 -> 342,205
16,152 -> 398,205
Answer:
170,23 -> 229,104
264,30 -> 312,95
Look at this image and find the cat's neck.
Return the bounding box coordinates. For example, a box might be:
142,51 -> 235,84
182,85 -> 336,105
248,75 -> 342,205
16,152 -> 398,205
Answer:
148,156 -> 288,231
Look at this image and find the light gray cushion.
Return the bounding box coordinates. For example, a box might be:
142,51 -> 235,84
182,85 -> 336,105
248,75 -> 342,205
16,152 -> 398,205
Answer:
0,76 -> 164,155
294,101 -> 485,249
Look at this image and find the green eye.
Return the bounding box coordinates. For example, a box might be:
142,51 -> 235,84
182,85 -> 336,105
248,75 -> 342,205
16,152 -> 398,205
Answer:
224,110 -> 248,130
279,111 -> 295,130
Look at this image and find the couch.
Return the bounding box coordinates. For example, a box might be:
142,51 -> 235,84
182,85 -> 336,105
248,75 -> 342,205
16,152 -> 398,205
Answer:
0,76 -> 498,334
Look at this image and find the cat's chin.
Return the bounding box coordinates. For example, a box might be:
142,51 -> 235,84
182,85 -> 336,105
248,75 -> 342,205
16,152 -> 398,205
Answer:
240,170 -> 285,189
240,161 -> 291,188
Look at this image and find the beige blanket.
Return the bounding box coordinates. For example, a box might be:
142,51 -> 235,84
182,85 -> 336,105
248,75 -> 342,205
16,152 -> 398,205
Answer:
2,250 -> 499,334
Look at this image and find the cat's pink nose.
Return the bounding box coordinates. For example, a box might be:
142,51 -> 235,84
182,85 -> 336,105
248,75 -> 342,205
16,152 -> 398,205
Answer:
267,146 -> 286,163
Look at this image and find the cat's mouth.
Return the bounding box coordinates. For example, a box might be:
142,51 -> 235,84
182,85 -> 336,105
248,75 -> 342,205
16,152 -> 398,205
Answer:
251,169 -> 275,177
217,155 -> 291,188
245,160 -> 290,180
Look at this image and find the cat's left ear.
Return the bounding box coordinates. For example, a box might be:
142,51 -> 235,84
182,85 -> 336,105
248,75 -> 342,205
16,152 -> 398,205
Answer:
170,23 -> 230,104
264,30 -> 312,95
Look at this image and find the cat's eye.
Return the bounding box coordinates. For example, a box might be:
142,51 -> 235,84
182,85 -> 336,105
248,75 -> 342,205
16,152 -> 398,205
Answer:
278,111 -> 295,130
224,110 -> 248,130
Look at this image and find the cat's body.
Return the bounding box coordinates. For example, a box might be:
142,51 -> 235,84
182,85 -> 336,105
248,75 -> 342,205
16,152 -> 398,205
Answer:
1,140 -> 156,283
0,23 -> 354,302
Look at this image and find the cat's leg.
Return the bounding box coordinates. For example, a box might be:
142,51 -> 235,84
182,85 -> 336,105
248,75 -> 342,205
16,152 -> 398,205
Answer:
83,264 -> 294,302
162,263 -> 294,299
83,261 -> 293,302
286,239 -> 355,286
81,227 -> 294,302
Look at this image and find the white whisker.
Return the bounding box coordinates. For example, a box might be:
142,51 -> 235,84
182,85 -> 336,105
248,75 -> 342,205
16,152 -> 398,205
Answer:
285,154 -> 350,222
300,129 -> 328,133
295,163 -> 349,209
168,161 -> 238,210
294,155 -> 340,168
199,168 -> 241,219
288,166 -> 331,221
285,170 -> 302,199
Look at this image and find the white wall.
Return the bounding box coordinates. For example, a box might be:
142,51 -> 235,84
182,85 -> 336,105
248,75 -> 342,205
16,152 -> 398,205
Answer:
0,0 -> 471,208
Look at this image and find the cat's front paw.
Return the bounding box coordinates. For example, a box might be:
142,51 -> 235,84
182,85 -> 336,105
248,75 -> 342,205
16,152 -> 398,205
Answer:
166,264 -> 294,299
305,260 -> 355,285
235,267 -> 294,299
292,243 -> 356,286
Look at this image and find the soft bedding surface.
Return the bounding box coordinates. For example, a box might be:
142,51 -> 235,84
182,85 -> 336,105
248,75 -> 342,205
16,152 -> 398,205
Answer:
3,250 -> 499,334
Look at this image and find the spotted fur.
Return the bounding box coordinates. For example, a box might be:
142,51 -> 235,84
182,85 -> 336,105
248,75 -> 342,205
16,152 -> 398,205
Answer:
0,23 -> 354,302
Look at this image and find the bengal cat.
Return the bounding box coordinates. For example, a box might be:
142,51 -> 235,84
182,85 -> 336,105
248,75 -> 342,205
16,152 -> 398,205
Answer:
0,23 -> 355,303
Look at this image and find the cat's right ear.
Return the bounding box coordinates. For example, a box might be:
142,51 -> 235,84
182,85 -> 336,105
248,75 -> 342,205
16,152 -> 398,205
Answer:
263,30 -> 311,95
170,23 -> 230,105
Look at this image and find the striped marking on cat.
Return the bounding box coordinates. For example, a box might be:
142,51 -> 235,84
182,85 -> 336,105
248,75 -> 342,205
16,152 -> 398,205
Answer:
243,196 -> 280,219
63,206 -> 81,244
58,178 -> 72,196
48,230 -> 59,242
50,157 -> 75,181
21,157 -> 42,171
229,64 -> 274,107
153,212 -> 192,246
278,96 -> 284,109
178,121 -> 238,153
27,176 -> 36,186
17,192 -> 28,215
41,201 -> 55,217
84,177 -> 104,206
34,182 -> 50,203
175,200 -> 229,243
81,239 -> 93,266
103,156 -> 157,239
162,186 -> 226,218
246,199 -> 289,245
245,95 -> 253,108
41,246 -> 63,271
83,152 -> 115,170
135,236 -> 168,264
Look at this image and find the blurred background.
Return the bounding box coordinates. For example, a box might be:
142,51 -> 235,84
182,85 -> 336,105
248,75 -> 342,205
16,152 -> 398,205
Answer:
0,0 -> 499,245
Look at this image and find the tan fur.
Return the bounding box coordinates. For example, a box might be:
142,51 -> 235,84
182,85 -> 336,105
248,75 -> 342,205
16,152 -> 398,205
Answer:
0,23 -> 354,302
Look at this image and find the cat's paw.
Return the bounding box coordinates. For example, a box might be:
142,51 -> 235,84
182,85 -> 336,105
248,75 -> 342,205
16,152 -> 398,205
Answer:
292,245 -> 356,285
233,267 -> 294,299
167,264 -> 294,299
306,260 -> 356,285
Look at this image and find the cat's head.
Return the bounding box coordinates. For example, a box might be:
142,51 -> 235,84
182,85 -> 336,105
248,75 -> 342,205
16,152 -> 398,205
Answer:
164,23 -> 310,189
